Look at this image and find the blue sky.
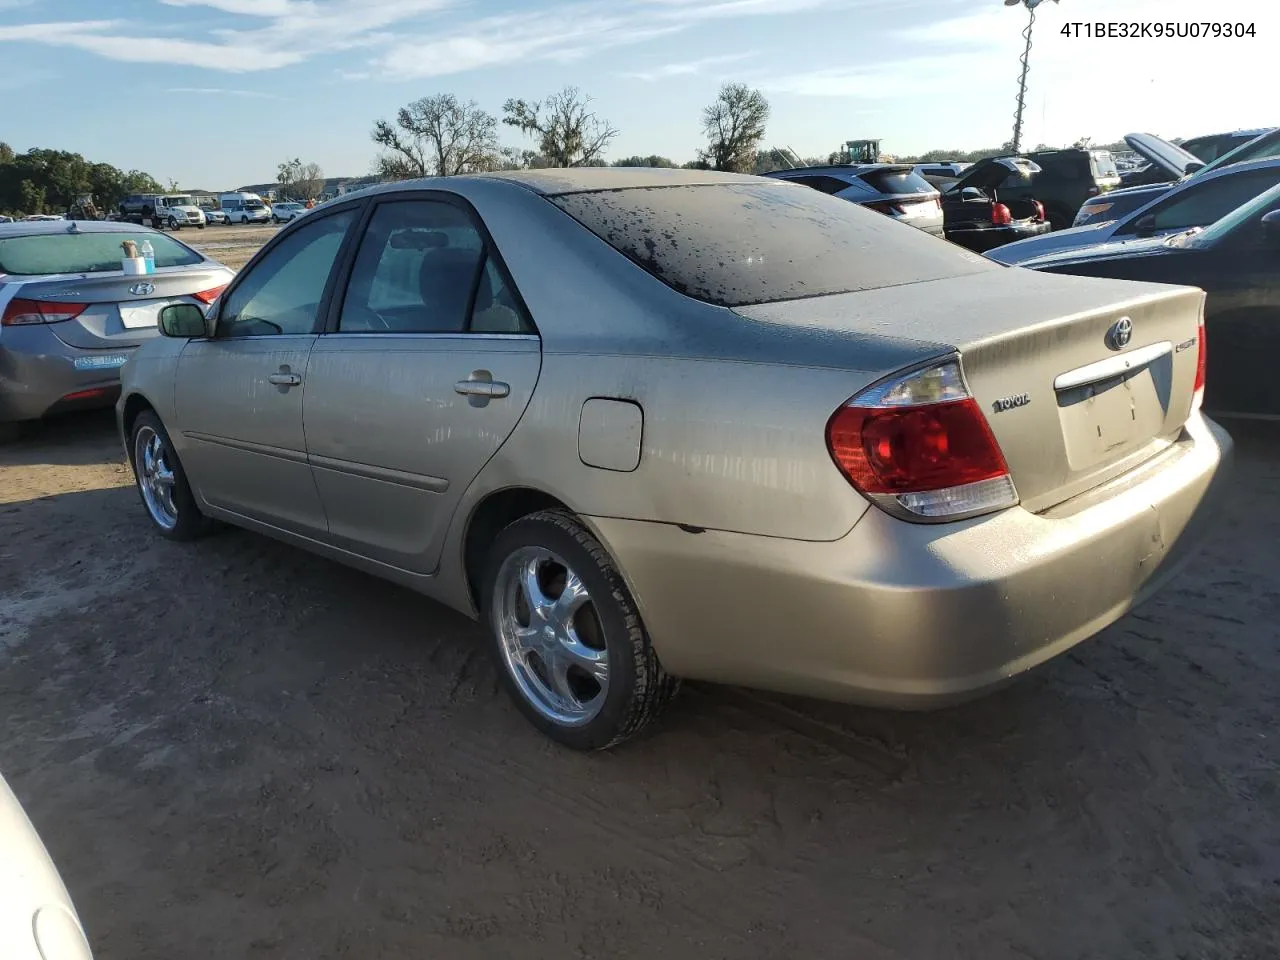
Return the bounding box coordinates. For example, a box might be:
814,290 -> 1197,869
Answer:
0,0 -> 1272,190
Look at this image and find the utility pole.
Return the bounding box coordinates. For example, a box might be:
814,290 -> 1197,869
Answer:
1005,0 -> 1059,154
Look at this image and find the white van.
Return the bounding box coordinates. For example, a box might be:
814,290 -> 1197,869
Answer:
218,192 -> 271,225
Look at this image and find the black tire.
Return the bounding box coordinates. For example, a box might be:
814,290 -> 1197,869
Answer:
168,216 -> 180,231
481,509 -> 679,750
197,223 -> 206,230
128,410 -> 213,542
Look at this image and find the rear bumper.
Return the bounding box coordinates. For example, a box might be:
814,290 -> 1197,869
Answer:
588,413 -> 1233,708
948,221 -> 1052,253
0,327 -> 134,422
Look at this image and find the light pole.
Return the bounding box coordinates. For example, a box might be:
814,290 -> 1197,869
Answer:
1005,0 -> 1058,154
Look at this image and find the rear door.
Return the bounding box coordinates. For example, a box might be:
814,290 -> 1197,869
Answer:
175,205 -> 360,534
304,195 -> 541,573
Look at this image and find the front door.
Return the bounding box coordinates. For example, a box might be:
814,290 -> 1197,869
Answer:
303,197 -> 542,573
175,207 -> 359,534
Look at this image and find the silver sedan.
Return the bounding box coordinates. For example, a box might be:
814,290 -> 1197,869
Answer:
117,169 -> 1232,749
0,221 -> 233,431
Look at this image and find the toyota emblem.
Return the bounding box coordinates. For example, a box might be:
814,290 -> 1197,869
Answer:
129,282 -> 155,296
1106,316 -> 1133,351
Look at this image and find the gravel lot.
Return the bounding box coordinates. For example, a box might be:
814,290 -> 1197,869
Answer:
184,222 -> 281,271
1,413 -> 1277,960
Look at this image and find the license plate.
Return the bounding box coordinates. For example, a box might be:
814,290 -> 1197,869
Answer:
899,201 -> 936,219
73,354 -> 129,371
119,299 -> 176,329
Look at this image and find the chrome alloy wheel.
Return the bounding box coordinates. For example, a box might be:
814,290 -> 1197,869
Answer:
134,426 -> 179,530
493,546 -> 609,726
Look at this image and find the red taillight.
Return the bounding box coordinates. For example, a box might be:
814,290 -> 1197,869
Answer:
1,298 -> 88,326
61,387 -> 113,402
1033,201 -> 1046,222
826,359 -> 1019,521
1193,321 -> 1207,399
193,285 -> 226,305
991,203 -> 1013,226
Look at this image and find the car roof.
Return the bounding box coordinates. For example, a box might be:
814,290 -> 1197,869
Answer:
0,220 -> 163,239
1185,127 -> 1276,142
469,167 -> 765,196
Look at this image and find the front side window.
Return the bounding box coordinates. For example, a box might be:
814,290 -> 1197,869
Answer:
338,199 -> 532,335
217,208 -> 356,338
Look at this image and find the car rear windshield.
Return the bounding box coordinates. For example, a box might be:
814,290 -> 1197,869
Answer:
0,231 -> 202,276
1091,152 -> 1119,180
548,182 -> 992,307
856,167 -> 936,196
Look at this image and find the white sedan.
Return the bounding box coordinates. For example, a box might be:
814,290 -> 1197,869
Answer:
1,773 -> 94,959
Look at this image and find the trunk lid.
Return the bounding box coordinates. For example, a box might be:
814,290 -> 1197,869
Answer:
10,267 -> 228,348
733,269 -> 1203,513
1125,132 -> 1202,180
934,272 -> 1203,512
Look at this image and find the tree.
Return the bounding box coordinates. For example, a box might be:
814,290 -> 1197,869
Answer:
612,155 -> 676,168
18,179 -> 45,216
371,94 -> 503,180
699,83 -> 769,173
295,161 -> 325,200
277,157 -> 303,195
278,157 -> 326,199
502,86 -> 618,168
0,142 -> 13,165
0,147 -> 161,216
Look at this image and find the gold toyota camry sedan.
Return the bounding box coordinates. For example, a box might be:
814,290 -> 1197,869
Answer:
117,169 -> 1233,749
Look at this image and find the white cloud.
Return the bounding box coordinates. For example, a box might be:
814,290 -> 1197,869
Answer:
623,52 -> 756,82
167,86 -> 286,99
374,0 -> 849,79
0,0 -> 853,78
160,0 -> 301,15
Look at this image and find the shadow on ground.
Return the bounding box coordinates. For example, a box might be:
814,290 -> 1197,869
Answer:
0,421 -> 1276,960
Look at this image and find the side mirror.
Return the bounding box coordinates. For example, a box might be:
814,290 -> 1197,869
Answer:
158,303 -> 209,338
1184,161 -> 1205,176
1262,209 -> 1280,246
1133,213 -> 1157,235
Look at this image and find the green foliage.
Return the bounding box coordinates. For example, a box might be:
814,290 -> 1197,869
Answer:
0,146 -> 162,216
612,155 -> 677,168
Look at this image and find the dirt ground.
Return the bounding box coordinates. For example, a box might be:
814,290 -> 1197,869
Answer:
1,412 -> 1277,960
184,222 -> 280,271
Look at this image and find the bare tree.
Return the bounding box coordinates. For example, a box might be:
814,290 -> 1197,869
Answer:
295,161 -> 325,200
502,86 -> 618,168
699,83 -> 769,173
372,94 -> 502,179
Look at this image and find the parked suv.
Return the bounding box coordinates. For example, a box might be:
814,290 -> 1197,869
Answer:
764,164 -> 944,236
975,148 -> 1120,229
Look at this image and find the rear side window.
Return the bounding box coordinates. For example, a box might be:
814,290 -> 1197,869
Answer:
789,175 -> 853,195
857,168 -> 935,195
549,181 -> 992,308
0,231 -> 202,276
338,199 -> 532,335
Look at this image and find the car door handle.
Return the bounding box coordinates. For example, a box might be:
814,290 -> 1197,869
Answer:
454,380 -> 509,398
268,372 -> 302,387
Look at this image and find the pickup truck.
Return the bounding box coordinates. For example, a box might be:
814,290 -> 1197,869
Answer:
120,194 -> 207,230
